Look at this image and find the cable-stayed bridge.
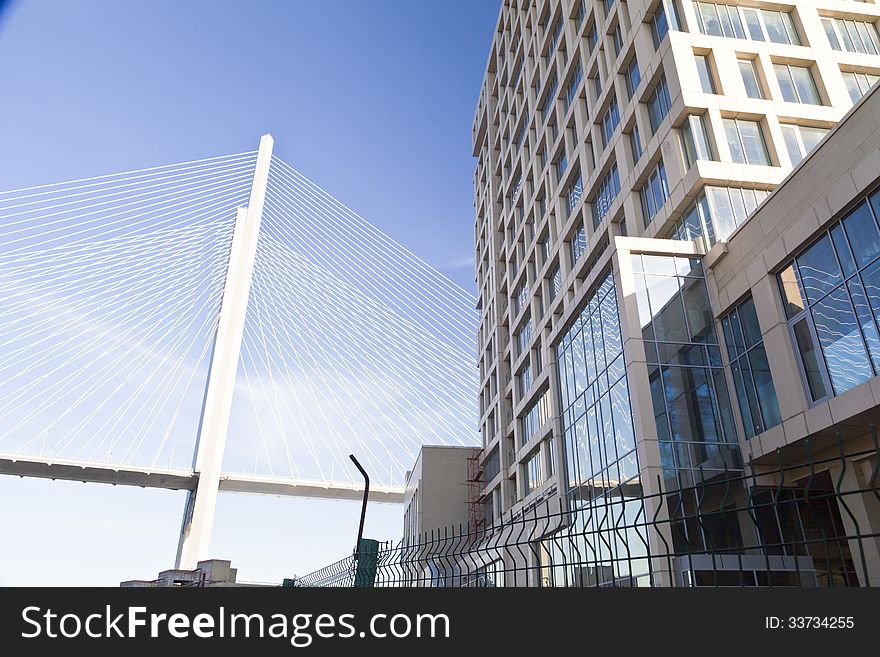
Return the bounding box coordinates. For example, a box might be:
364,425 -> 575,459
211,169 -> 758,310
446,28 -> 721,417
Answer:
0,135 -> 479,568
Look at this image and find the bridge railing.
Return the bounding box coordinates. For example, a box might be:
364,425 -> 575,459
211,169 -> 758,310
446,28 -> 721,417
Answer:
295,431 -> 880,588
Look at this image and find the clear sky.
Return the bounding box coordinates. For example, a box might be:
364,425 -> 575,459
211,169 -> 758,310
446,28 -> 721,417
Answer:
0,0 -> 499,586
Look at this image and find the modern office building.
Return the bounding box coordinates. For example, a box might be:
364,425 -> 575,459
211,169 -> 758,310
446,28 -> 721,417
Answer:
472,0 -> 880,585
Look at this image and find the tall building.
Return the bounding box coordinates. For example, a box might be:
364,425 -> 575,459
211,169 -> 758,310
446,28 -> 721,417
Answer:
472,0 -> 880,585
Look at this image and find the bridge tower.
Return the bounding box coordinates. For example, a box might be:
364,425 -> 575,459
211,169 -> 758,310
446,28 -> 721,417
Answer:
175,134 -> 273,569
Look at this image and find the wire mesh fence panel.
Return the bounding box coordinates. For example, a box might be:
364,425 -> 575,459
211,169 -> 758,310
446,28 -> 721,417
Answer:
294,431 -> 880,588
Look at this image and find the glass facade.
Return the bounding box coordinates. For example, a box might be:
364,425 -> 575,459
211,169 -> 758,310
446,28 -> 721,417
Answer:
779,188 -> 880,401
721,296 -> 782,439
556,269 -> 648,586
631,254 -> 740,488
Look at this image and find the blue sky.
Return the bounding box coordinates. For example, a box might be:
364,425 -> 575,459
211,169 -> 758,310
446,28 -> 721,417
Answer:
0,0 -> 498,585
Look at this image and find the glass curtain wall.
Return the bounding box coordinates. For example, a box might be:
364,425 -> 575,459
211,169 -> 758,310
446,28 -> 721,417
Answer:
631,254 -> 741,490
554,269 -> 649,586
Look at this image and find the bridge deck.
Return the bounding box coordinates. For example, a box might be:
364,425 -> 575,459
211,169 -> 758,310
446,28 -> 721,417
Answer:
0,453 -> 404,503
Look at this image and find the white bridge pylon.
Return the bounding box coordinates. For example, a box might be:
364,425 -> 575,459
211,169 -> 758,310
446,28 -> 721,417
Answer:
0,135 -> 479,568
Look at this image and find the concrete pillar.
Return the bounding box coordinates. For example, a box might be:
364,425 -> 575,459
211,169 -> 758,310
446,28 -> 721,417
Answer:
176,134 -> 274,569
829,457 -> 880,587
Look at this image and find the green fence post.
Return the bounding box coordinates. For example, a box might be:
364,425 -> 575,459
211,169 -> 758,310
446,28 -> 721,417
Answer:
353,538 -> 380,588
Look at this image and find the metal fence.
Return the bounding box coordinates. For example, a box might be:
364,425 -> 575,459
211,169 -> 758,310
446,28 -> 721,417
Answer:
294,433 -> 880,588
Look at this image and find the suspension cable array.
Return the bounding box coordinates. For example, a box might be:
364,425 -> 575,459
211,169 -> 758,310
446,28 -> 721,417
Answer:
0,145 -> 479,490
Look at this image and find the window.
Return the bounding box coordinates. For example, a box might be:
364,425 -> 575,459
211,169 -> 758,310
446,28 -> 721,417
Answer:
540,73 -> 558,119
570,225 -> 587,263
695,54 -> 716,94
539,233 -> 551,262
592,164 -> 620,228
779,190 -> 880,401
651,1 -> 680,49
822,17 -> 880,55
723,118 -> 770,166
564,64 -> 583,112
592,74 -> 602,99
517,363 -> 532,400
780,124 -> 829,165
604,0 -> 616,15
721,297 -> 781,438
600,97 -> 620,148
515,316 -> 533,358
647,74 -> 671,134
587,23 -> 598,53
548,265 -> 562,302
761,9 -> 800,45
521,389 -> 550,446
523,449 -> 543,495
514,279 -> 529,316
774,64 -> 821,105
607,23 -> 621,56
670,186 -> 769,245
567,172 -> 583,215
514,121 -> 527,151
695,3 -> 800,45
640,159 -> 670,225
630,125 -> 643,162
556,148 -> 568,180
842,71 -> 880,104
625,56 -> 641,99
738,59 -> 764,99
547,15 -> 564,55
575,1 -> 586,28
680,114 -> 714,168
